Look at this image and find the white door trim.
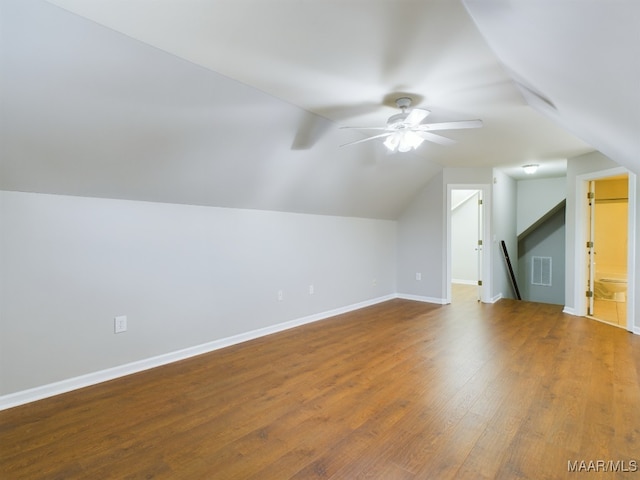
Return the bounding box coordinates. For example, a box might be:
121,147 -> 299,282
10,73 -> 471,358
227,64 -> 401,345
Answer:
573,167 -> 636,332
446,184 -> 492,304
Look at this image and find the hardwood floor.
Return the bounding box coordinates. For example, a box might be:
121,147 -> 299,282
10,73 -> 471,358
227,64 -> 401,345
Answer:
2,292 -> 640,479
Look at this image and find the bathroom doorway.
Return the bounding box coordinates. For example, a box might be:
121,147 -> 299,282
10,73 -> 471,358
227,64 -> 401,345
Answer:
586,174 -> 629,327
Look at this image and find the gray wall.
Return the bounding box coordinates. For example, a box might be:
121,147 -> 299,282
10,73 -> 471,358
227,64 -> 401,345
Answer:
0,190 -> 397,395
492,170 -> 518,300
9,156 -> 634,402
517,206 -> 566,305
517,177 -> 566,235
443,168 -> 494,302
396,167 -> 501,304
396,172 -> 445,302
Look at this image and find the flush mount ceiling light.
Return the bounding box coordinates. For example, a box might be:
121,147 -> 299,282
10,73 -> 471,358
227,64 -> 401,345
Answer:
340,97 -> 483,152
523,164 -> 539,175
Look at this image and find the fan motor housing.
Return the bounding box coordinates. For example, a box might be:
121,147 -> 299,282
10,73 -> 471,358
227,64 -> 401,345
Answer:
395,97 -> 413,109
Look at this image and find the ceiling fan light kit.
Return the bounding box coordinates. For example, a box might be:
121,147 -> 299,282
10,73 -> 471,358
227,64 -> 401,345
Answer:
340,97 -> 483,153
384,130 -> 425,152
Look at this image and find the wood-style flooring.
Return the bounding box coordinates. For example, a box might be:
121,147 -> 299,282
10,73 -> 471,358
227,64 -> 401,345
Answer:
2,286 -> 640,479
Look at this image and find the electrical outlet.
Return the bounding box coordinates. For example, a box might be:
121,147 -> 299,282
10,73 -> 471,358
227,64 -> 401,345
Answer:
278,290 -> 283,301
416,272 -> 422,281
114,315 -> 127,334
309,284 -> 314,295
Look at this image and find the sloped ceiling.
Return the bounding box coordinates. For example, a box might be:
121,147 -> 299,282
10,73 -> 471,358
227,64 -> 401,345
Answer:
3,0 -> 630,220
463,0 -> 640,176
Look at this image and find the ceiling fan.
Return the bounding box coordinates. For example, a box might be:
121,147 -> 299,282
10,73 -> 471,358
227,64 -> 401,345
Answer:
340,97 -> 483,153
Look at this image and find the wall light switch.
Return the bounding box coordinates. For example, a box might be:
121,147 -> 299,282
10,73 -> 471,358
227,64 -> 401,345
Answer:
114,315 -> 127,334
416,272 -> 422,281
309,285 -> 314,295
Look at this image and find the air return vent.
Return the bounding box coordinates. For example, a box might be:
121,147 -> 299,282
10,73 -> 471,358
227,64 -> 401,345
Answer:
532,256 -> 552,286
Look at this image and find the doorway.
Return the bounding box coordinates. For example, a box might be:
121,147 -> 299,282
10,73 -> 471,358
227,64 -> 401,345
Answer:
587,174 -> 629,327
447,185 -> 490,304
573,167 -> 636,332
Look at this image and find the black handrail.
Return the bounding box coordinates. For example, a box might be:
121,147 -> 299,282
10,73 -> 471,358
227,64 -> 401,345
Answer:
501,240 -> 521,300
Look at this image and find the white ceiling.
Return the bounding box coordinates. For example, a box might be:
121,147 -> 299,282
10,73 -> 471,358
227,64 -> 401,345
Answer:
1,0 -> 637,219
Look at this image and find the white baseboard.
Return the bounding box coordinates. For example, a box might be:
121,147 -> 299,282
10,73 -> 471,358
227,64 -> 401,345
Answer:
0,294 -> 396,411
4,292 -> 637,411
396,293 -> 448,305
489,293 -> 502,303
563,306 -> 578,316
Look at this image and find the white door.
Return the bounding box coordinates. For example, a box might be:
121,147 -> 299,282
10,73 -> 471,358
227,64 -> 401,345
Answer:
476,190 -> 484,301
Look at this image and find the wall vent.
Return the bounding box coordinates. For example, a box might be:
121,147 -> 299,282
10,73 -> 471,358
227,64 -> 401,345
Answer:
532,256 -> 552,286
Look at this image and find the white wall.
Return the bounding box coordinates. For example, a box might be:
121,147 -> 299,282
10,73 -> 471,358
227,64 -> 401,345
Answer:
443,167 -> 493,186
0,191 -> 397,397
517,177 -> 566,235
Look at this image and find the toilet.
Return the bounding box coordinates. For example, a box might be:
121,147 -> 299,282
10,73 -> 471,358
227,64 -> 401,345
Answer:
594,273 -> 627,302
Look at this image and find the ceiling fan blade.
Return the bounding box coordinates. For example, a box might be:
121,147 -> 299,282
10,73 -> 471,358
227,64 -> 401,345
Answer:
416,131 -> 457,146
404,108 -> 430,125
339,126 -> 390,131
339,132 -> 393,148
416,119 -> 483,131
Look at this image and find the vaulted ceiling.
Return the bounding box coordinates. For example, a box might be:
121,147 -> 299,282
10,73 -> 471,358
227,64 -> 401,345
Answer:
1,0 -> 637,219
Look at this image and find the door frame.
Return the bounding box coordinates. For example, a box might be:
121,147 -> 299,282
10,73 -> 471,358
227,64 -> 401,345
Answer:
572,167 -> 636,331
445,183 -> 492,304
